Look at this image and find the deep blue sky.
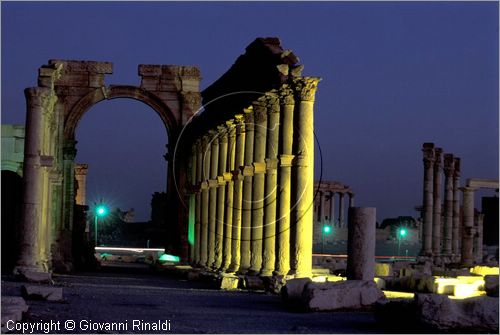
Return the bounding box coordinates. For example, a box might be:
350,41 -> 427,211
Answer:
2,2 -> 498,221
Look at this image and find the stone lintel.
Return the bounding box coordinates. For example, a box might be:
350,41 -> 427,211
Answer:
466,178 -> 499,190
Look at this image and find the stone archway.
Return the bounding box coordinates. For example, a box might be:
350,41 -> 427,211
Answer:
15,60 -> 201,275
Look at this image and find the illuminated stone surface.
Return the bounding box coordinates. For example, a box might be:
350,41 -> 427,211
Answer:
302,280 -> 384,311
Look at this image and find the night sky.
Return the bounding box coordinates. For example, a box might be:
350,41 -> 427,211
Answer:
2,2 -> 498,222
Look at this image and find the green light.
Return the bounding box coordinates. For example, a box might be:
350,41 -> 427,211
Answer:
96,205 -> 107,217
188,195 -> 195,246
399,228 -> 407,237
323,225 -> 332,234
159,254 -> 180,262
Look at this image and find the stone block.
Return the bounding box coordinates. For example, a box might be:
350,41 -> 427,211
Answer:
138,64 -> 162,77
220,275 -> 239,290
375,263 -> 392,277
49,60 -> 113,74
15,270 -> 53,284
180,79 -> 200,92
484,275 -> 499,297
140,77 -> 159,91
89,75 -> 105,88
415,293 -> 499,333
281,278 -> 312,303
21,285 -> 64,302
1,296 -> 29,326
302,280 -> 385,311
244,275 -> 265,291
470,265 -> 499,276
262,275 -> 286,294
55,73 -> 89,87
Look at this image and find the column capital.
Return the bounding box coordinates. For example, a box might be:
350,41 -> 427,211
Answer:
252,98 -> 267,123
434,147 -> 443,168
279,84 -> 295,105
264,92 -> 280,113
208,129 -> 219,145
292,77 -> 321,102
453,157 -> 461,178
443,153 -> 455,177
243,107 -> 254,131
217,125 -> 228,143
279,154 -> 294,167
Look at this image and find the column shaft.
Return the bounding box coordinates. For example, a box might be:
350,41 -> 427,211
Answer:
452,158 -> 461,256
338,193 -> 345,228
432,147 -> 443,255
275,86 -> 295,276
290,77 -> 320,278
261,94 -> 280,277
346,207 -> 376,280
199,135 -> 211,267
207,131 -> 219,268
222,122 -> 236,271
214,126 -> 228,269
443,154 -> 454,255
228,115 -> 245,273
249,99 -> 267,274
239,109 -> 255,274
461,187 -> 475,267
329,192 -> 335,225
421,143 -> 435,255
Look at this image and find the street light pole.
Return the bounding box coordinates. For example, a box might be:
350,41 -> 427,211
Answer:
95,214 -> 98,247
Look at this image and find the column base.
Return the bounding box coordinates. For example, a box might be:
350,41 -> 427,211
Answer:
13,266 -> 53,284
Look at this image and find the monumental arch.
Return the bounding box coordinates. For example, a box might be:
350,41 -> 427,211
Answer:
16,60 -> 201,274
17,37 -> 321,279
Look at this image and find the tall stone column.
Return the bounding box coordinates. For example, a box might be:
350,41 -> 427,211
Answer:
249,99 -> 267,275
421,143 -> 435,255
348,193 -> 354,208
319,191 -> 326,223
432,147 -> 443,255
214,125 -> 228,270
200,135 -> 212,267
338,193 -> 345,228
228,115 -> 246,273
207,130 -> 219,268
239,108 -> 255,274
474,213 -> 484,264
442,154 -> 454,255
346,207 -> 376,280
461,186 -> 475,267
222,121 -> 236,271
452,158 -> 461,256
261,94 -> 280,277
275,85 -> 295,276
290,77 -> 320,278
16,87 -> 53,273
194,139 -> 203,265
329,192 -> 335,226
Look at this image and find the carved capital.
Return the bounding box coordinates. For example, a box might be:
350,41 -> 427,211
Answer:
265,92 -> 280,113
443,154 -> 455,177
293,77 -> 321,102
252,99 -> 267,124
279,84 -> 295,106
453,157 -> 461,178
434,147 -> 443,169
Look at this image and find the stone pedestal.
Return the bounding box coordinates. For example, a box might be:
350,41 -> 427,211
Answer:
346,207 -> 376,280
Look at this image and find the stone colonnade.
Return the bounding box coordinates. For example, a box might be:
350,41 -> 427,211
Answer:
313,181 -> 354,240
421,143 -> 497,266
189,78 -> 321,278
